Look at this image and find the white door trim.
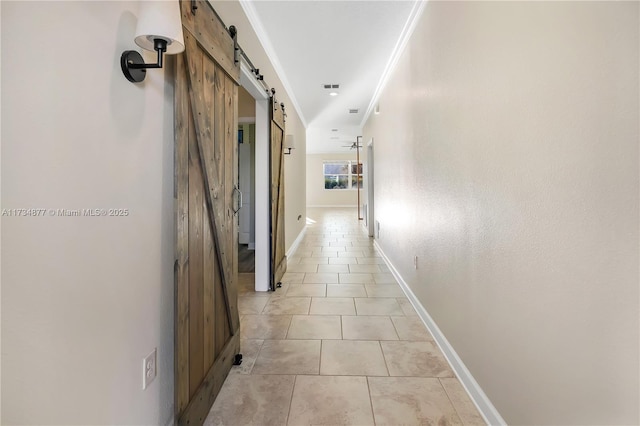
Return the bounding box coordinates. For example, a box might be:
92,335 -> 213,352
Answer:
240,63 -> 270,292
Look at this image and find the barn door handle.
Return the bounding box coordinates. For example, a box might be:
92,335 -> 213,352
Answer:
233,185 -> 242,215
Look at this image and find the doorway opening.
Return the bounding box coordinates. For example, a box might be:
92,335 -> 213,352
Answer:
366,138 -> 375,237
238,87 -> 256,273
238,63 -> 271,291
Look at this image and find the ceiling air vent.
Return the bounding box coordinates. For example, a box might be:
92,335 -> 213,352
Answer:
331,129 -> 338,132
349,109 -> 359,114
324,84 -> 340,96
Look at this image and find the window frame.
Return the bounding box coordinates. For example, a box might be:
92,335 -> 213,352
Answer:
323,160 -> 362,191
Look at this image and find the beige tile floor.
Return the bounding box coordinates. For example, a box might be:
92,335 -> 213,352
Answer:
204,208 -> 486,426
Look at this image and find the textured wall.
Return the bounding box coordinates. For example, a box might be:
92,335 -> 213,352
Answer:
2,1 -> 175,424
283,115 -> 307,249
363,2 -> 639,424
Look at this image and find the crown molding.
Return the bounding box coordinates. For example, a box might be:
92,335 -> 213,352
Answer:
239,0 -> 308,128
360,0 -> 427,128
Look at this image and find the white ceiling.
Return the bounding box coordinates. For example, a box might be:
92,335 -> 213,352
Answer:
241,1 -> 421,153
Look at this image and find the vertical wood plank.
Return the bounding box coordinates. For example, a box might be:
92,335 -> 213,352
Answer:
213,64 -> 225,219
202,55 -> 217,373
216,71 -> 232,351
214,69 -> 229,341
185,31 -> 220,209
188,107 -> 205,399
211,223 -> 222,360
202,199 -> 215,372
214,250 -> 227,355
175,52 -> 191,415
225,75 -> 240,335
216,63 -> 227,280
214,65 -> 233,340
186,34 -> 206,399
179,0 -> 195,37
224,74 -> 233,300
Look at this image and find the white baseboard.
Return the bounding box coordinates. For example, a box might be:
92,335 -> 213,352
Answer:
374,240 -> 506,426
286,225 -> 307,258
306,205 -> 357,208
361,218 -> 369,234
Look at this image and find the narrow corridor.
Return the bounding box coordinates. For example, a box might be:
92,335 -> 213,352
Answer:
204,208 -> 486,425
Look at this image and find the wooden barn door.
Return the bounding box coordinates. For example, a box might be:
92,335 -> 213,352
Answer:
270,99 -> 287,289
174,1 -> 240,424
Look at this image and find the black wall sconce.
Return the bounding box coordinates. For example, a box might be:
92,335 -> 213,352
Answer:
284,135 -> 295,155
121,1 -> 185,83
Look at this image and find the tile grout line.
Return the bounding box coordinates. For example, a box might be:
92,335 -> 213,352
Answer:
365,376 -> 378,425
246,339 -> 264,375
438,377 -> 468,425
285,375 -> 298,426
283,314 -> 293,339
378,340 -> 391,377
389,316 -> 401,341
318,339 -> 323,375
250,339 -> 266,376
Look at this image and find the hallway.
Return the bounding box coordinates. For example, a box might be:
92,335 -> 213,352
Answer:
204,208 -> 485,425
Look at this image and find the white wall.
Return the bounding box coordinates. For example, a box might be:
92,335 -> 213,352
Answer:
283,118 -> 307,250
306,153 -> 358,207
363,2 -> 639,425
2,1 -> 174,424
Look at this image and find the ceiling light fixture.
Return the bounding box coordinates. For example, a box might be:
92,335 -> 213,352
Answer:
324,83 -> 340,97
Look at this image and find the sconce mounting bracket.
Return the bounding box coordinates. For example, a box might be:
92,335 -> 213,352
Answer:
121,51 -> 147,83
121,38 -> 167,83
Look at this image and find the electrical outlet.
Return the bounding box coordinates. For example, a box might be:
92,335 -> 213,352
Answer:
376,220 -> 381,238
142,348 -> 157,390
414,255 -> 418,269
